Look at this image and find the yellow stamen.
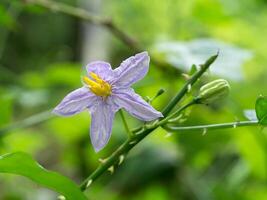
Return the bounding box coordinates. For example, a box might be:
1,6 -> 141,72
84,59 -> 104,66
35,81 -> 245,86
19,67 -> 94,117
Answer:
83,72 -> 111,97
89,72 -> 103,84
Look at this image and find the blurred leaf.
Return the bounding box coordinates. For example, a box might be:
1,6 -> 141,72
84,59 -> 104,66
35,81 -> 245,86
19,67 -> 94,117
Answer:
154,38 -> 253,80
234,130 -> 266,178
133,184 -> 169,200
20,71 -> 46,88
0,4 -> 16,29
45,63 -> 81,87
20,63 -> 81,88
255,96 -> 267,125
0,94 -> 13,127
3,129 -> 47,153
243,109 -> 257,121
17,89 -> 49,108
0,152 -> 87,200
189,64 -> 197,76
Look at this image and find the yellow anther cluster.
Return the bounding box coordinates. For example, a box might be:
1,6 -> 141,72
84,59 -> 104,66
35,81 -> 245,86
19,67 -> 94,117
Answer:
83,72 -> 112,97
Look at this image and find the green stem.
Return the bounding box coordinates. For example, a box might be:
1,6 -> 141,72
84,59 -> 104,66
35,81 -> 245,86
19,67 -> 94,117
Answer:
78,54 -> 219,192
159,100 -> 197,125
80,127 -> 155,191
79,101 -> 195,191
161,53 -> 218,116
163,120 -> 259,132
119,110 -> 132,137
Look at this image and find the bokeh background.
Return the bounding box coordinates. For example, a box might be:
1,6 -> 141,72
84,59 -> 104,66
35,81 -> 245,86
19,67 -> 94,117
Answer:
1,0 -> 267,199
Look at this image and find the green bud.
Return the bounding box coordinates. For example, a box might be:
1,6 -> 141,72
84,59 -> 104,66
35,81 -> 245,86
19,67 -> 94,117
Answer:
155,88 -> 165,97
196,79 -> 230,104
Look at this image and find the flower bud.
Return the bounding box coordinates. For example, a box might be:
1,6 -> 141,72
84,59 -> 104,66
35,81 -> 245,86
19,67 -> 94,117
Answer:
196,79 -> 230,104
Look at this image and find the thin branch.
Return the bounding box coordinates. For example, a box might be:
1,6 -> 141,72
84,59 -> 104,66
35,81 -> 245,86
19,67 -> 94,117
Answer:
159,100 -> 197,125
24,0 -> 172,71
26,0 -> 140,51
119,110 -> 132,137
163,120 -> 259,132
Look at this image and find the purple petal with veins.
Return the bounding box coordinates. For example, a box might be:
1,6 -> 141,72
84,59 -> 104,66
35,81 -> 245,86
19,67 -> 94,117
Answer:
53,52 -> 163,152
53,87 -> 98,116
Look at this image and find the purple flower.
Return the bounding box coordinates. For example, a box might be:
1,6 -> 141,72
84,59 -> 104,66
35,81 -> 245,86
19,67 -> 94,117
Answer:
53,52 -> 163,152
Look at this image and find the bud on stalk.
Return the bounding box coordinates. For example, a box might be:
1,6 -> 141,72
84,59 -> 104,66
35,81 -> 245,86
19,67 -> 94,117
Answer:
196,79 -> 230,104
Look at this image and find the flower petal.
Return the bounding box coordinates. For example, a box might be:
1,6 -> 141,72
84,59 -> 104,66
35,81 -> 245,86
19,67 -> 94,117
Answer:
53,87 -> 97,116
86,61 -> 114,81
90,103 -> 115,152
112,88 -> 163,121
113,52 -> 150,88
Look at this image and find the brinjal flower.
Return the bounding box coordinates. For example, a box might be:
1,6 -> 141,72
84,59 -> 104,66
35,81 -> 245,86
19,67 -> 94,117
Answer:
53,52 -> 163,152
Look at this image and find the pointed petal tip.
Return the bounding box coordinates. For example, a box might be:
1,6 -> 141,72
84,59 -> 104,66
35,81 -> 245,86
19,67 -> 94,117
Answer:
92,137 -> 108,153
93,145 -> 103,153
91,137 -> 109,153
158,112 -> 164,118
52,107 -> 63,116
51,109 -> 68,117
138,51 -> 148,56
137,51 -> 150,60
143,112 -> 164,121
51,108 -> 58,115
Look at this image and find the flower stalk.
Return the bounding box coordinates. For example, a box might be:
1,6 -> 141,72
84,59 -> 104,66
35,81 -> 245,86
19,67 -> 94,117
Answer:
119,110 -> 132,137
163,120 -> 259,132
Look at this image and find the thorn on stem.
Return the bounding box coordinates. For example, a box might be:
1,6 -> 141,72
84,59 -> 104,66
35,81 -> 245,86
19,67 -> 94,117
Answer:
129,140 -> 137,145
233,123 -> 237,128
182,73 -> 190,80
108,166 -> 114,174
58,195 -> 66,200
202,128 -> 207,135
86,179 -> 93,188
165,132 -> 172,138
98,158 -> 106,164
119,155 -> 125,165
187,84 -> 192,93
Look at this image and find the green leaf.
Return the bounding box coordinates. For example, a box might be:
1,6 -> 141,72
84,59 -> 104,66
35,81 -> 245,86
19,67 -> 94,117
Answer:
0,4 -> 16,29
0,152 -> 87,200
189,64 -> 197,75
255,96 -> 267,125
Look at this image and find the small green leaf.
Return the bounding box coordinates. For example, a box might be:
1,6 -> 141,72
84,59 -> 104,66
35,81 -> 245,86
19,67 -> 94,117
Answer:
255,96 -> 267,125
189,64 -> 197,75
0,152 -> 87,200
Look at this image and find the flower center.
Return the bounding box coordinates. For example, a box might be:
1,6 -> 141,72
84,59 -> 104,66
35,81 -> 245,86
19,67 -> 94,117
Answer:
83,72 -> 112,97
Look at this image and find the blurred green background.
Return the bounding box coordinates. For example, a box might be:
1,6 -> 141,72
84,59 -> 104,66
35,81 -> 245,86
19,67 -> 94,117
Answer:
1,0 -> 267,199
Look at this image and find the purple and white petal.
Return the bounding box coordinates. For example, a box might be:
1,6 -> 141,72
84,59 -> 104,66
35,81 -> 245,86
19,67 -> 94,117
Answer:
112,52 -> 150,88
86,61 -> 114,81
53,87 -> 97,116
90,103 -> 115,152
112,88 -> 163,121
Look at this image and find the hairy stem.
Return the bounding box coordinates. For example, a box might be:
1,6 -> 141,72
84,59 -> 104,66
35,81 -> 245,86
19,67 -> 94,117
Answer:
163,120 -> 259,132
161,53 -> 218,116
159,100 -> 197,125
